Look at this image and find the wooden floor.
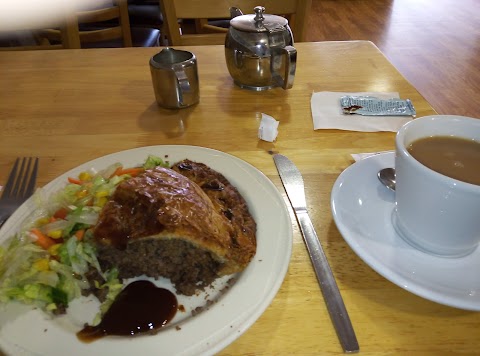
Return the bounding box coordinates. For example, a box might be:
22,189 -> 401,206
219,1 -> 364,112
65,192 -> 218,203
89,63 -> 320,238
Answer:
306,0 -> 480,118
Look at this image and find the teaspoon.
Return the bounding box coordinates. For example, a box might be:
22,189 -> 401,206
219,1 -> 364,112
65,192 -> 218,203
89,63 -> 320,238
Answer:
377,167 -> 396,191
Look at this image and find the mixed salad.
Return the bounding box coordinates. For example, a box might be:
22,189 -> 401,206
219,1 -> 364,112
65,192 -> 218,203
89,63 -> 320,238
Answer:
0,155 -> 168,323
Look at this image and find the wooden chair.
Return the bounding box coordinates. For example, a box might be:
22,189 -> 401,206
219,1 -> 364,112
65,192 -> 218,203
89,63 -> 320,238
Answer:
160,0 -> 312,46
40,0 -> 160,48
0,0 -> 160,50
0,29 -> 69,51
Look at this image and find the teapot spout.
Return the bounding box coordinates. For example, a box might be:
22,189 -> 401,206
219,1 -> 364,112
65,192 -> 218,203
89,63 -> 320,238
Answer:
229,7 -> 243,18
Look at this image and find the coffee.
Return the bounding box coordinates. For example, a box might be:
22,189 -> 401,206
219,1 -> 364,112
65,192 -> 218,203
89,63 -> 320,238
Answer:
407,136 -> 480,185
394,116 -> 480,257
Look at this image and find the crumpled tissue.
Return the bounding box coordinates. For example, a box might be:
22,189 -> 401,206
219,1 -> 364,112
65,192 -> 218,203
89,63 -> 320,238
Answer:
258,113 -> 279,142
311,91 -> 414,132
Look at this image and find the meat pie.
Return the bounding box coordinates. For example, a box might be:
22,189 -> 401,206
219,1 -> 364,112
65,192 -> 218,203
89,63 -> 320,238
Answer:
93,160 -> 256,295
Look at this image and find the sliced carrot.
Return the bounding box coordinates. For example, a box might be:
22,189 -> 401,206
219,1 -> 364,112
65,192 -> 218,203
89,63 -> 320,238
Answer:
31,228 -> 56,250
53,207 -> 69,220
110,166 -> 123,178
68,177 -> 82,185
74,229 -> 85,241
117,167 -> 144,177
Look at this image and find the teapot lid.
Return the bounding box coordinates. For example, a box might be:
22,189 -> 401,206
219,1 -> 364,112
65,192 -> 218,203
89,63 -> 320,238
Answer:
230,6 -> 288,33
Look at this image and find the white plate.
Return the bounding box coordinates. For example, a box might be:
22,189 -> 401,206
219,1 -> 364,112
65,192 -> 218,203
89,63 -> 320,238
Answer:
331,152 -> 480,311
0,145 -> 293,355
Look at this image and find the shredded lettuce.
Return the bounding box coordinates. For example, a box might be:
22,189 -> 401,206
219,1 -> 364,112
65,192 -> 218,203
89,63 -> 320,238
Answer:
91,268 -> 123,326
0,156 -> 166,319
143,154 -> 169,169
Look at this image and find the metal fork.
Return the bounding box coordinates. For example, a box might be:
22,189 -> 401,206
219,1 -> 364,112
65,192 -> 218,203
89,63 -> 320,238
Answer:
0,157 -> 39,227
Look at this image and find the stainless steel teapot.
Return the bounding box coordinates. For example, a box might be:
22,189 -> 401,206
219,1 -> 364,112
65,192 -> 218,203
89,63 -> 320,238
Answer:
225,6 -> 297,91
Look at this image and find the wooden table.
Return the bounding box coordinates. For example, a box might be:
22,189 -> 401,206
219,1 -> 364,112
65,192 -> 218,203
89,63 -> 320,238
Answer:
1,41 -> 479,354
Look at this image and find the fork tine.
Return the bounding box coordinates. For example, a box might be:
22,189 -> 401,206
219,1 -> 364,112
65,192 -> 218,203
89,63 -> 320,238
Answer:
2,158 -> 20,198
18,157 -> 33,197
1,158 -> 39,200
13,158 -> 29,197
24,158 -> 39,197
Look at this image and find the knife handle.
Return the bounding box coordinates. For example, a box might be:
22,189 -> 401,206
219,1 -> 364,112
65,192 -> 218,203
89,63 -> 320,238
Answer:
296,211 -> 359,353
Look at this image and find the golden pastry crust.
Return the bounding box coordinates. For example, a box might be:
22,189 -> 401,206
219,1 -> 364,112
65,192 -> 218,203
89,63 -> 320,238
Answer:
171,159 -> 257,273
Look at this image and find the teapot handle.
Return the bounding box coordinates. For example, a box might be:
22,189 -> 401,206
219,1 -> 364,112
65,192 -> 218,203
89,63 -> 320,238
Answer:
272,45 -> 297,89
229,6 -> 243,18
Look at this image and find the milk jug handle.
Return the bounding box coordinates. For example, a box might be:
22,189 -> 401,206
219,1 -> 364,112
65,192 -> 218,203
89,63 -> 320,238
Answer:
173,64 -> 191,106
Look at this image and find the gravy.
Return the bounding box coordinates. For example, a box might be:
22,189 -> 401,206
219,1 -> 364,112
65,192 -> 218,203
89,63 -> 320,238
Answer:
77,280 -> 177,342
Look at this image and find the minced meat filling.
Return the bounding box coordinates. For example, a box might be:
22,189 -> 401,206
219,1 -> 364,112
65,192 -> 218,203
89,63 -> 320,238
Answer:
97,238 -> 222,296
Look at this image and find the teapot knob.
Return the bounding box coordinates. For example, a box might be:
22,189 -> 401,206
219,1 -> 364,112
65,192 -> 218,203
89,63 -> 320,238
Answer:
254,6 -> 265,24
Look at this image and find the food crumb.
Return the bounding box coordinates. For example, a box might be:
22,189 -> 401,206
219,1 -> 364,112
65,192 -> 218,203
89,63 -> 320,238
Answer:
175,325 -> 181,331
178,304 -> 186,312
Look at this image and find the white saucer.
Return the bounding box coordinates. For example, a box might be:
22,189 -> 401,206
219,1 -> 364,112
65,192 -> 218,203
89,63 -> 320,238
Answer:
331,152 -> 480,311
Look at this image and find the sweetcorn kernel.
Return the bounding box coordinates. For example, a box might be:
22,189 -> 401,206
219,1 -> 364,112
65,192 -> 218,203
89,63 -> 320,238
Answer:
95,190 -> 109,198
36,217 -> 50,226
33,259 -> 50,271
96,197 -> 108,207
79,172 -> 92,181
76,190 -> 88,198
47,230 -> 63,239
48,243 -> 62,256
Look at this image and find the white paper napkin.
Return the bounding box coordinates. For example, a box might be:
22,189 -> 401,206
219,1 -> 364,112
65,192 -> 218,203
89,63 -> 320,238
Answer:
258,113 -> 279,142
311,91 -> 414,132
350,150 -> 394,161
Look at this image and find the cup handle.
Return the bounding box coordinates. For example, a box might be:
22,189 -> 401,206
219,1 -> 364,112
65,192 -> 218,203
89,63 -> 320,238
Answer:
173,64 -> 191,106
272,46 -> 297,89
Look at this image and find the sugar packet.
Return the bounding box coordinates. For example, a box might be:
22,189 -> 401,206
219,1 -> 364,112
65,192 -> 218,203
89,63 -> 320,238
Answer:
340,95 -> 416,116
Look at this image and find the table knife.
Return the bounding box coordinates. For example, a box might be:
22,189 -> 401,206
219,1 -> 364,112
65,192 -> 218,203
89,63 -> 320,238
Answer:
273,154 -> 359,353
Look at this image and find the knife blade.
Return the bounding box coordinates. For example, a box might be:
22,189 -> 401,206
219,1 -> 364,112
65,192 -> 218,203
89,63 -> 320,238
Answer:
273,154 -> 359,353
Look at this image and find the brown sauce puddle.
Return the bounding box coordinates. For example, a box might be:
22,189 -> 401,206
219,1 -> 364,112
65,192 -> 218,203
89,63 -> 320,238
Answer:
77,280 -> 178,343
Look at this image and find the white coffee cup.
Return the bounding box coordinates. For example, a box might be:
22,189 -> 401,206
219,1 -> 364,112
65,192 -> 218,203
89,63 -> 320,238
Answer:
393,115 -> 480,257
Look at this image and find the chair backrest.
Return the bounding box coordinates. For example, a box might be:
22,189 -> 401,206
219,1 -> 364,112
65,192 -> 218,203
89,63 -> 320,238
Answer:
0,29 -> 68,51
41,0 -> 134,49
160,0 -> 312,46
0,0 -> 133,50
